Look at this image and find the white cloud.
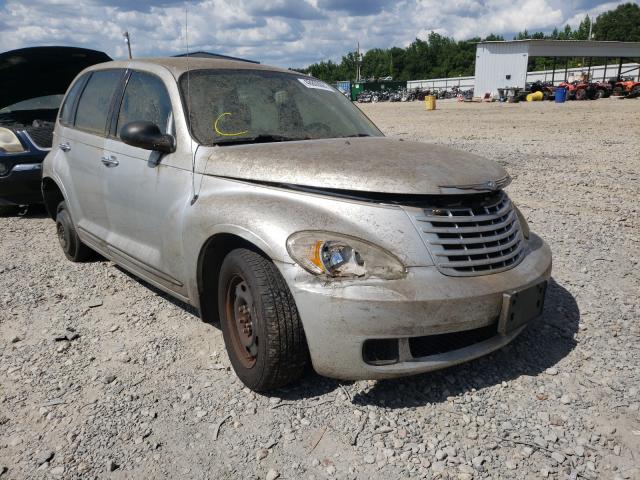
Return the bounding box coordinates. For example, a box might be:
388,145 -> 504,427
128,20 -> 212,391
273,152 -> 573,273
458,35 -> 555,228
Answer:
0,0 -> 630,67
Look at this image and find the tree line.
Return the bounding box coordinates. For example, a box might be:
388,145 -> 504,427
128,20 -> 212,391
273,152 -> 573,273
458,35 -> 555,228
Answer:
298,3 -> 640,83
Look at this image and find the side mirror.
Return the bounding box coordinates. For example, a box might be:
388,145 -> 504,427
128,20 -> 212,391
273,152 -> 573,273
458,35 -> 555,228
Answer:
120,121 -> 176,153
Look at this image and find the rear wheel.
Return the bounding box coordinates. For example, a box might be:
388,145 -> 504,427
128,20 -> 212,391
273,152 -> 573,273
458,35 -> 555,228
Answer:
575,88 -> 587,100
218,248 -> 308,391
595,89 -> 605,99
56,201 -> 92,262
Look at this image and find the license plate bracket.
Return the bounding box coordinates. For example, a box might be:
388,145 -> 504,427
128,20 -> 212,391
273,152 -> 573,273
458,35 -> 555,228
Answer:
498,281 -> 547,335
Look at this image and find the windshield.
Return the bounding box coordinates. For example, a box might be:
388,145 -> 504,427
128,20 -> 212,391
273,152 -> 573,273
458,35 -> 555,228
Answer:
0,94 -> 64,113
179,69 -> 382,145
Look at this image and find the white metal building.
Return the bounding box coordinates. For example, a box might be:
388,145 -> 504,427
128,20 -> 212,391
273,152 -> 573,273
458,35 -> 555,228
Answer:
473,40 -> 640,97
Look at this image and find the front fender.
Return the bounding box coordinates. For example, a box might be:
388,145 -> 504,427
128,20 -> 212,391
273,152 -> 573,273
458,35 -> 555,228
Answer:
180,176 -> 431,305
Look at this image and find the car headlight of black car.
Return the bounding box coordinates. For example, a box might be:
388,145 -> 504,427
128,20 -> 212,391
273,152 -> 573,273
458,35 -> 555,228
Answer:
0,127 -> 25,153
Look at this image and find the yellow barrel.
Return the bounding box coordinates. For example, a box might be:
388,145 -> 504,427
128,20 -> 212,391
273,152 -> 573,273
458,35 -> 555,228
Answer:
425,95 -> 436,110
526,91 -> 544,102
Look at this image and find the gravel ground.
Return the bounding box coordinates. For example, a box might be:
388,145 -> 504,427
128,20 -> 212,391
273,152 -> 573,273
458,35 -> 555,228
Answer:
1,98 -> 639,480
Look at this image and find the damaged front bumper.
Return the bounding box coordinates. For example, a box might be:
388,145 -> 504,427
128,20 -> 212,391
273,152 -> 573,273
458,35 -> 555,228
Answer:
277,233 -> 552,380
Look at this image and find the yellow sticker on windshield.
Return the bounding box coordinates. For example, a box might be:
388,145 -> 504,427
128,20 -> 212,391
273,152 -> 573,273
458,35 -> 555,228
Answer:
214,112 -> 249,137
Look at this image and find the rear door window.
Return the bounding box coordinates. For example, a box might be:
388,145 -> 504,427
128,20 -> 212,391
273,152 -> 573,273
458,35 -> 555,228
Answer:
116,71 -> 172,137
75,70 -> 123,135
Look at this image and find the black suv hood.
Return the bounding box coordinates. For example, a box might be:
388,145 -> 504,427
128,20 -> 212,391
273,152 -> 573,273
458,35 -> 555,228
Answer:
0,46 -> 112,108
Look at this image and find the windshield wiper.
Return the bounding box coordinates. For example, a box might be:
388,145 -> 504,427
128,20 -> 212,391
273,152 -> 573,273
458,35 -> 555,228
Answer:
215,134 -> 309,146
344,133 -> 372,137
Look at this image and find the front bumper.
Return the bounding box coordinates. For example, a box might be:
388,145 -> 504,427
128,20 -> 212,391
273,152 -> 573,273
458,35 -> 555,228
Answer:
278,233 -> 552,380
0,162 -> 43,206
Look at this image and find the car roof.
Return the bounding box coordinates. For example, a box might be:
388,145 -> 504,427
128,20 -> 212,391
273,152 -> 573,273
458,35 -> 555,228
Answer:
86,57 -> 296,79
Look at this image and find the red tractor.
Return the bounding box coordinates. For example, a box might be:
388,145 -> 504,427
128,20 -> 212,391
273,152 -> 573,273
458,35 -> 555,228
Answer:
610,77 -> 640,97
558,80 -> 596,100
592,81 -> 612,99
558,78 -> 609,100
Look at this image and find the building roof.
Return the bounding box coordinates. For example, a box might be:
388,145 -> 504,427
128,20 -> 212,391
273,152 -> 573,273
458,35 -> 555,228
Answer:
476,39 -> 640,58
478,39 -> 640,46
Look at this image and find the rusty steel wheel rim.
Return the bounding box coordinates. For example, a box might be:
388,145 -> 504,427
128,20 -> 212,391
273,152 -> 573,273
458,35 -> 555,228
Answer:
56,221 -> 68,251
224,274 -> 258,369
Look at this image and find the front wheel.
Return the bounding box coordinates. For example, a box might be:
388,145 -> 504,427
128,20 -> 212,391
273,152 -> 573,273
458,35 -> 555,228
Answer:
56,201 -> 92,262
218,249 -> 308,391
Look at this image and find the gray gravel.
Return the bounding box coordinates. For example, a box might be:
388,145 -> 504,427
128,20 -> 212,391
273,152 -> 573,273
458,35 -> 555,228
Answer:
1,98 -> 639,479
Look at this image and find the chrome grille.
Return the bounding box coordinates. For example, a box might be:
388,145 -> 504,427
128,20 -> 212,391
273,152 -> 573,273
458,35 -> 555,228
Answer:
411,191 -> 525,276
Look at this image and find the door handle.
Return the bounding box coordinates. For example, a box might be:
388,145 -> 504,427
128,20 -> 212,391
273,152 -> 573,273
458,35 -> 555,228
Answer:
59,142 -> 71,152
100,155 -> 119,167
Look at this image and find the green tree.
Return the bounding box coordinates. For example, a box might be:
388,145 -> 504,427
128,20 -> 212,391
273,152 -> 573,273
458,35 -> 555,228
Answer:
592,3 -> 640,41
573,15 -> 592,40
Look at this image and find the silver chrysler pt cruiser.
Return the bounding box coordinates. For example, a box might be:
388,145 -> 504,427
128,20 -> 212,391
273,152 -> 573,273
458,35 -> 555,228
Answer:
42,58 -> 552,391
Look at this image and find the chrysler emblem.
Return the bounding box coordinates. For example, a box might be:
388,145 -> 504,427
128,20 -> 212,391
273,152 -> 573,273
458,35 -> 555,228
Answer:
486,180 -> 497,190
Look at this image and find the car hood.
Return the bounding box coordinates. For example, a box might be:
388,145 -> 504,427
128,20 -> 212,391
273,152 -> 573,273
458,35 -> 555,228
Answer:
0,46 -> 112,108
202,137 -> 509,195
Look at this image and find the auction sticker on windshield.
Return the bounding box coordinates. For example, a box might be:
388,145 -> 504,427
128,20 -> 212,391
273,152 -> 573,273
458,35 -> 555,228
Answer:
298,78 -> 335,92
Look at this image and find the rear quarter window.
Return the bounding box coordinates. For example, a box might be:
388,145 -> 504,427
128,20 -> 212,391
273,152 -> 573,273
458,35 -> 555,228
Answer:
59,74 -> 88,126
74,70 -> 123,135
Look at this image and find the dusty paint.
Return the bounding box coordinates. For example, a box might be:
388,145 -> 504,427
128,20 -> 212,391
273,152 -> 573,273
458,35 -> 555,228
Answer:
43,57 -> 553,382
200,137 -> 508,195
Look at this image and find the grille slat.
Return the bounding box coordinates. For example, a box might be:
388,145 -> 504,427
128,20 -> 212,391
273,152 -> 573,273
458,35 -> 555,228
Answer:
430,224 -> 518,245
412,191 -> 525,276
434,235 -> 521,257
420,211 -> 515,234
414,201 -> 511,223
438,243 -> 522,268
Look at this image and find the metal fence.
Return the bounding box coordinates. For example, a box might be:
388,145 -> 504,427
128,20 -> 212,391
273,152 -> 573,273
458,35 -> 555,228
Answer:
407,63 -> 640,91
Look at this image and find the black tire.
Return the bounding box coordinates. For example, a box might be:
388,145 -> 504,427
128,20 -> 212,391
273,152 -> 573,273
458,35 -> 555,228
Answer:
218,248 -> 308,391
595,89 -> 605,99
55,201 -> 92,262
0,205 -> 20,216
575,88 -> 587,100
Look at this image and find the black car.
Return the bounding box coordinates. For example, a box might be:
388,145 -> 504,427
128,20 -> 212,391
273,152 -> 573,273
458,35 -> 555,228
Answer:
0,46 -> 111,210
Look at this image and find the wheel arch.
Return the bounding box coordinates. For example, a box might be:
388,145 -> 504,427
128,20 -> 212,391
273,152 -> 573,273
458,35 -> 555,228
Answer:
196,231 -> 278,325
41,176 -> 65,219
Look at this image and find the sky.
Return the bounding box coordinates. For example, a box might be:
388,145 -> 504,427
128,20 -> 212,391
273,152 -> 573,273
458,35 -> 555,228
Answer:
0,0 -> 632,68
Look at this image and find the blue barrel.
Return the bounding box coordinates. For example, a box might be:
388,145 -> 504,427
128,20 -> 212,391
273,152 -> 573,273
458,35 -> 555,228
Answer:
555,87 -> 567,103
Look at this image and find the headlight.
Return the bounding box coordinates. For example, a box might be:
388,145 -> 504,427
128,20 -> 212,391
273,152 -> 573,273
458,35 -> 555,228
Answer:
286,231 -> 406,280
0,128 -> 25,153
514,206 -> 530,240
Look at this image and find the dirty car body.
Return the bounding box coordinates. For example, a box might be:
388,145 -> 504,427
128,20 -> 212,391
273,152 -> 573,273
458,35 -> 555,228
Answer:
0,47 -> 111,206
42,58 -> 552,389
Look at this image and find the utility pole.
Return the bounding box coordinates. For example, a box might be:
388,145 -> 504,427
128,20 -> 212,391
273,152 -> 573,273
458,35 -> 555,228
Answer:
123,31 -> 132,59
356,42 -> 361,83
